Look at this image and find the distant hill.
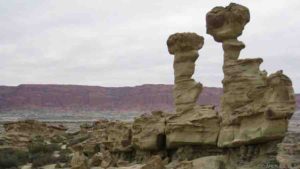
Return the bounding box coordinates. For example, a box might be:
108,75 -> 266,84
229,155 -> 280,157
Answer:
0,84 -> 298,113
0,84 -> 222,113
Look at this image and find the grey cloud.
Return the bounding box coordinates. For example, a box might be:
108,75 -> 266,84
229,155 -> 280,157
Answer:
0,0 -> 299,93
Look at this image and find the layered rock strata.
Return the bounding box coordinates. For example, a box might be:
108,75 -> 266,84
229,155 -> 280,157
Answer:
2,120 -> 67,149
206,3 -> 296,147
166,105 -> 220,148
166,32 -> 204,114
165,33 -> 220,148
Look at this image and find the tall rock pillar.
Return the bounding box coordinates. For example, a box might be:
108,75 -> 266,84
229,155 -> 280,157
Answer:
167,33 -> 204,114
206,3 -> 296,147
165,33 -> 220,148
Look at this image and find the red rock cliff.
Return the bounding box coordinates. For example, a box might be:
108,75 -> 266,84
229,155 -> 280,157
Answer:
0,84 -> 223,113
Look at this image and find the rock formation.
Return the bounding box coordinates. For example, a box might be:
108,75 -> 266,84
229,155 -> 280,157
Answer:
132,111 -> 167,150
70,144 -> 89,169
167,32 -> 204,114
206,3 -> 296,147
0,3 -> 297,169
166,105 -> 220,148
277,132 -> 300,169
165,33 -> 220,148
79,119 -> 132,154
2,120 -> 67,149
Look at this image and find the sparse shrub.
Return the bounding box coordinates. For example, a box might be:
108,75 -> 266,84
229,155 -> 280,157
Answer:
68,134 -> 90,146
30,152 -> 71,168
55,163 -> 63,168
60,148 -> 72,155
28,142 -> 62,168
0,148 -> 29,168
51,134 -> 66,144
31,152 -> 56,168
29,142 -> 60,154
57,152 -> 71,163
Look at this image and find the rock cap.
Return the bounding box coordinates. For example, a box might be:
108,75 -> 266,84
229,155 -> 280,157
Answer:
167,32 -> 204,54
206,3 -> 250,42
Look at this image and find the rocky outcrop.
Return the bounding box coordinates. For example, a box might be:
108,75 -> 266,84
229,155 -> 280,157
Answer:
166,105 -> 220,148
2,120 -> 67,149
206,3 -> 296,147
71,144 -> 89,169
277,132 -> 300,169
132,111 -> 168,150
79,120 -> 132,153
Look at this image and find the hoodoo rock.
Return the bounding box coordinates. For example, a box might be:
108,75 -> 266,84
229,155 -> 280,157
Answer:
166,32 -> 204,114
206,3 -> 296,147
0,3 -> 297,169
165,33 -> 220,148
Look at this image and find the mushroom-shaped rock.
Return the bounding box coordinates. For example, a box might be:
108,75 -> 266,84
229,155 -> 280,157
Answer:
166,32 -> 204,114
206,3 -> 250,42
167,32 -> 204,55
205,3 -> 296,147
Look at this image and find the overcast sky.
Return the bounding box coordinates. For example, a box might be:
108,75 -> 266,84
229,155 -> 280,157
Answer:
0,1 -> 299,92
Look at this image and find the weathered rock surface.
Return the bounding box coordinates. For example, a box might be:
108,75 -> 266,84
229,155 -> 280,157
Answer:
165,33 -> 221,148
79,120 -> 132,154
206,3 -> 296,147
166,105 -> 220,148
2,120 -> 67,149
71,144 -> 89,169
277,132 -> 300,169
132,111 -> 167,150
141,155 -> 165,169
168,155 -> 225,169
206,3 -> 250,42
167,32 -> 204,114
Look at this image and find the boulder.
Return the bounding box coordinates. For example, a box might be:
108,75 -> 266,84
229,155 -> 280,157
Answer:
70,144 -> 89,169
141,155 -> 165,169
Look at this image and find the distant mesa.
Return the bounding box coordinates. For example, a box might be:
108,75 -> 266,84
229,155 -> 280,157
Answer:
0,84 -> 223,113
